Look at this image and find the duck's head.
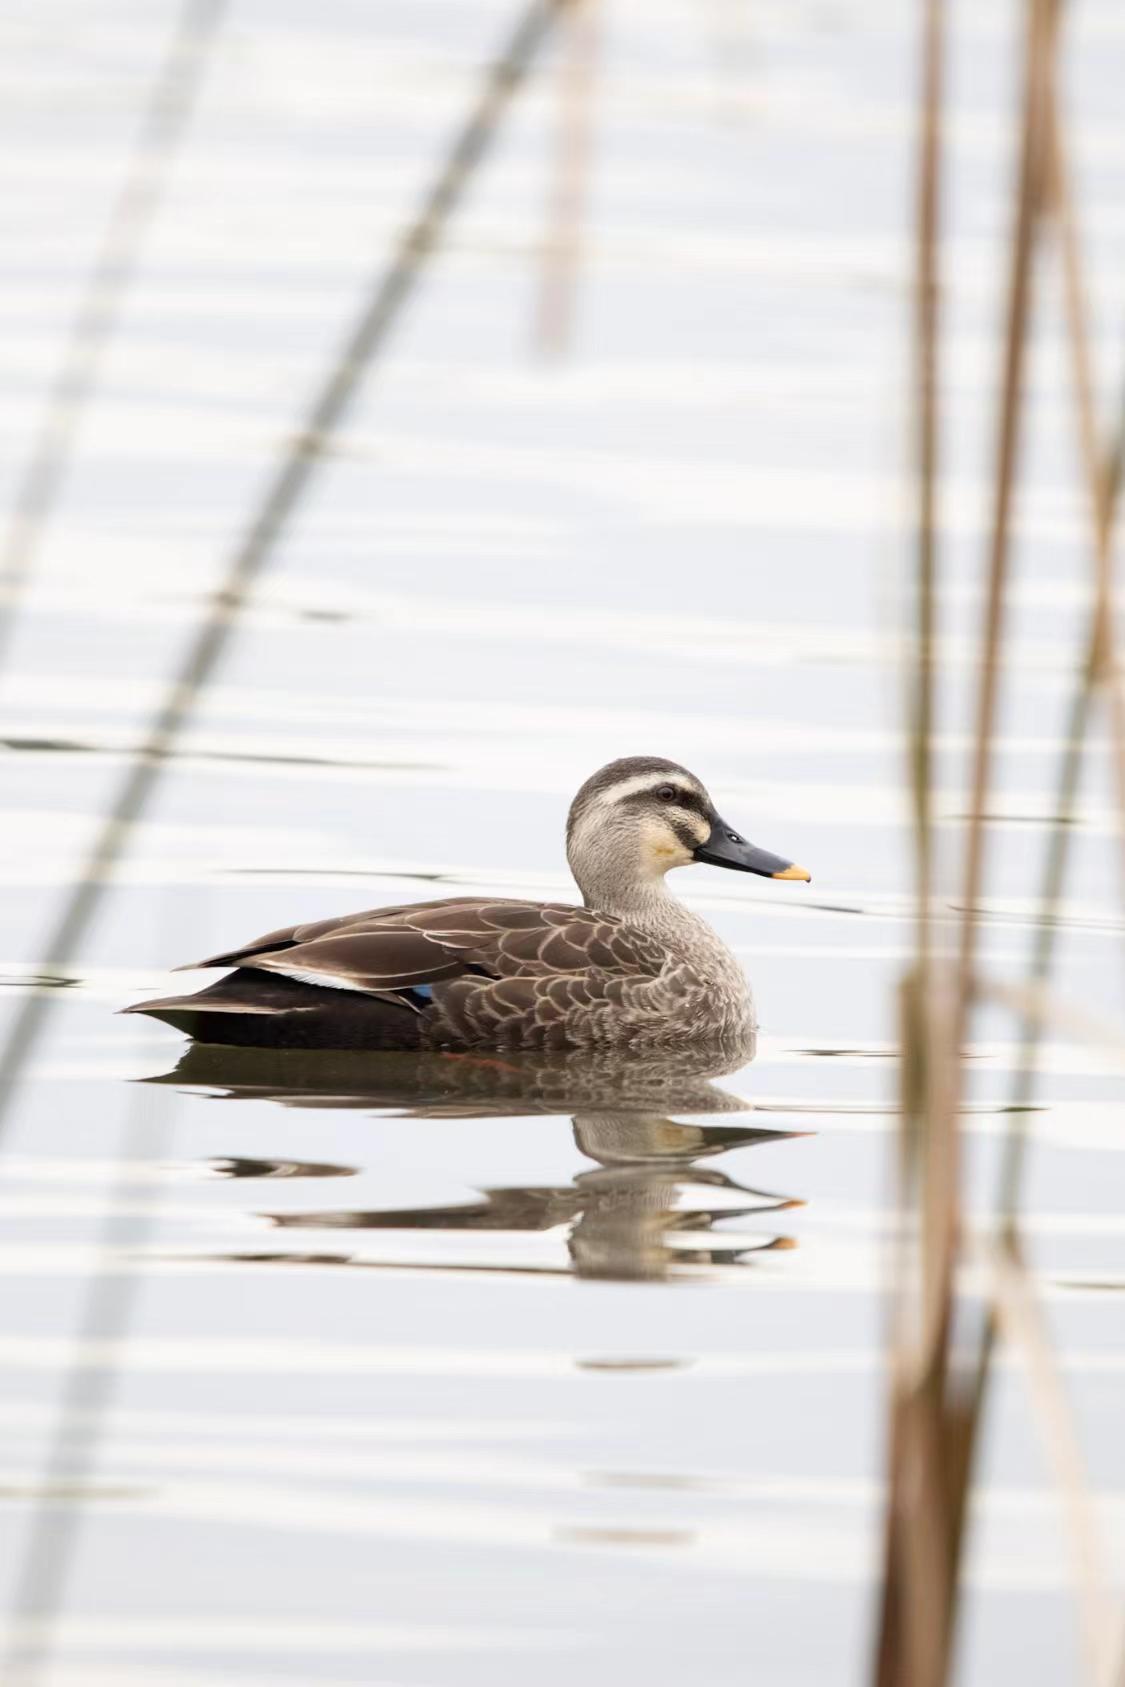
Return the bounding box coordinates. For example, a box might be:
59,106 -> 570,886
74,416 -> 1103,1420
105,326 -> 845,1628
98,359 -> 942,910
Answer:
566,756 -> 810,909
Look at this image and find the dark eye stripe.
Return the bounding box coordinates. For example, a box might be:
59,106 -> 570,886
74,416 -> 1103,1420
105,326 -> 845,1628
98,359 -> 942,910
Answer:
622,785 -> 705,812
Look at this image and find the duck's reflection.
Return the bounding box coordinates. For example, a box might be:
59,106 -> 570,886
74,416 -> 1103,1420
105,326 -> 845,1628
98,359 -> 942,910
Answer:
148,1038 -> 808,1282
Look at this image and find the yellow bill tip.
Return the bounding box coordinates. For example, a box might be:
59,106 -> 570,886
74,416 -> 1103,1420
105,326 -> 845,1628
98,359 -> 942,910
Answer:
772,864 -> 811,883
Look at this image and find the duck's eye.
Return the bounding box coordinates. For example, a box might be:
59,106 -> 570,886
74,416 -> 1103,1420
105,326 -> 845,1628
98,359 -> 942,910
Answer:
656,785 -> 677,802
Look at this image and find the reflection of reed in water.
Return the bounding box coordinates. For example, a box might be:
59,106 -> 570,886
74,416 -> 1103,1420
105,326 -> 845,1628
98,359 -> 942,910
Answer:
148,1039 -> 807,1282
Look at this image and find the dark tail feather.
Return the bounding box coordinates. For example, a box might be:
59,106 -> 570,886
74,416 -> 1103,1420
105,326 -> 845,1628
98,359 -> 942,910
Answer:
122,968 -> 423,1050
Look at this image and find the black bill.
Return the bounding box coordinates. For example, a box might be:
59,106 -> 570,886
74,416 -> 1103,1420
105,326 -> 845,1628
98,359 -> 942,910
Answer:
694,816 -> 811,882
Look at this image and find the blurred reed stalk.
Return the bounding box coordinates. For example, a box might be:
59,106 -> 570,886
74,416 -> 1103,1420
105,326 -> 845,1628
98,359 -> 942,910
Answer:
875,1 -> 1124,1684
0,0 -> 227,676
2,5 -> 569,1679
1,1088 -> 175,1687
0,0 -> 565,1145
534,0 -> 600,355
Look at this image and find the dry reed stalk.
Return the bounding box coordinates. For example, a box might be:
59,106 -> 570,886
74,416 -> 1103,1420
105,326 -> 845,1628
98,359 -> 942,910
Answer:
948,0 -> 1125,1506
873,0 -> 949,1672
0,0 -> 566,1142
910,0 -> 941,962
937,69 -> 1125,1673
876,3 -> 1066,1683
984,1241 -> 1121,1686
990,84 -> 1125,1163
954,0 -> 1059,1039
978,39 -> 1125,1221
947,8 -> 1125,1485
0,0 -> 227,675
1046,98 -> 1125,893
1,1088 -> 175,1687
912,20 -> 1125,1680
977,972 -> 1125,1059
534,0 -> 600,355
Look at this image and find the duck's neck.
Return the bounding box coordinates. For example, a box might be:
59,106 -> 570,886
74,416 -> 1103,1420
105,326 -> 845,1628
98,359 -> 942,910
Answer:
583,873 -> 743,984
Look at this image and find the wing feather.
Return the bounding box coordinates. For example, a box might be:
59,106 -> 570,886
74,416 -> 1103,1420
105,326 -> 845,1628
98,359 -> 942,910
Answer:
175,895 -> 669,1007
247,930 -> 469,995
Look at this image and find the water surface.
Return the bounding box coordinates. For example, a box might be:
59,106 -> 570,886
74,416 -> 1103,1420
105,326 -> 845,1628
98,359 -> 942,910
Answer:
2,2 -> 1124,1683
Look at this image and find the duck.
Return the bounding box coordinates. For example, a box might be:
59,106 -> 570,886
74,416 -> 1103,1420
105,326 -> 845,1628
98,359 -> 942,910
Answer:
124,755 -> 810,1052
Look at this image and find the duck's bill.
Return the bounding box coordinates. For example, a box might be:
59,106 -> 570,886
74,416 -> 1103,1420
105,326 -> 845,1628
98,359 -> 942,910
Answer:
694,819 -> 811,883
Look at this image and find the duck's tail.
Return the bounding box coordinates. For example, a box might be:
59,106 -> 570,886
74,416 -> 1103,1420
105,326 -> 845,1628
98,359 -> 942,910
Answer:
122,967 -> 424,1050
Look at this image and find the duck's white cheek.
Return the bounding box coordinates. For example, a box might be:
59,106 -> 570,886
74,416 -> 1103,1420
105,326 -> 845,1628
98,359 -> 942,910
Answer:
640,818 -> 694,872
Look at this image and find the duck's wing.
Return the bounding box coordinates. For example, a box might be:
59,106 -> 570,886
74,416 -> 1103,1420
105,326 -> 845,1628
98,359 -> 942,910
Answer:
178,897 -> 669,1000
180,896 -> 488,971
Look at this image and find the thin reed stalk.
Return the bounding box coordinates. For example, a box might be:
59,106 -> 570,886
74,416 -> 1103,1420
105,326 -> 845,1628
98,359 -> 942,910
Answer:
1046,96 -> 1125,901
873,0 -> 949,1665
954,0 -> 1059,1042
534,0 -> 600,355
0,0 -> 564,1147
876,4 -> 1083,1684
934,36 -> 1125,1667
0,0 -> 227,675
0,1089 -> 175,1687
877,0 -> 958,1666
985,1242 -> 1121,1686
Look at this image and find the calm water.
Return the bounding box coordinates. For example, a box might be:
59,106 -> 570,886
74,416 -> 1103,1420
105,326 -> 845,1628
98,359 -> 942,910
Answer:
2,1 -> 1124,1682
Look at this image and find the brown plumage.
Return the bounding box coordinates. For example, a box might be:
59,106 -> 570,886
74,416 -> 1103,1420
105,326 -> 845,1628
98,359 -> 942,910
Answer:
128,896 -> 686,1050
124,757 -> 810,1050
